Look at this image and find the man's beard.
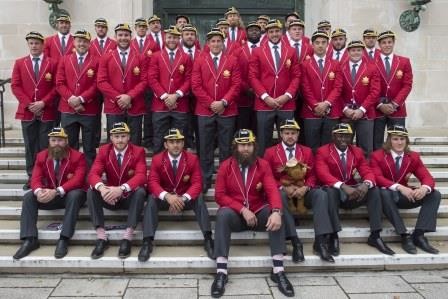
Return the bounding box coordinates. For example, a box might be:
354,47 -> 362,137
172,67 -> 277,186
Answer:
48,145 -> 68,160
233,148 -> 257,167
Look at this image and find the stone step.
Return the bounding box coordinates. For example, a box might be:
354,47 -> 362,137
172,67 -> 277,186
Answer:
1,218 -> 448,245
1,241 -> 448,273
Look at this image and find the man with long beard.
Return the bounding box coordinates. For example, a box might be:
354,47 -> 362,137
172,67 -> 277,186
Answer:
211,129 -> 294,298
13,128 -> 87,260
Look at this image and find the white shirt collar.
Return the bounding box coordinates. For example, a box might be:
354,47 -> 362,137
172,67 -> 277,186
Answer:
247,41 -> 260,48
114,145 -> 128,157
137,35 -> 147,43
335,146 -> 348,156
29,53 -> 44,61
332,47 -> 346,60
366,47 -> 376,52
380,53 -> 394,62
391,150 -> 403,160
97,36 -> 108,43
168,152 -> 182,163
183,45 -> 195,54
282,142 -> 296,153
349,59 -> 362,69
117,47 -> 130,56
210,51 -> 223,60
314,54 -> 325,64
165,47 -> 178,56
268,41 -> 281,50
288,37 -> 302,47
76,51 -> 88,60
58,32 -> 71,40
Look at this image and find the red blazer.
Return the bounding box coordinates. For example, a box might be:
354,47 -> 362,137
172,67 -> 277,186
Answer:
215,157 -> 282,214
370,149 -> 435,189
88,143 -> 147,191
264,143 -> 317,188
233,44 -> 255,107
249,42 -> 301,111
282,36 -> 313,64
374,54 -> 413,118
90,37 -> 117,58
97,48 -> 148,115
147,48 -> 192,112
31,148 -> 87,192
191,52 -> 241,117
326,47 -> 349,64
147,32 -> 165,52
226,27 -> 247,46
56,52 -> 101,115
363,48 -> 381,61
11,55 -> 58,121
179,40 -> 201,51
130,36 -> 158,68
44,34 -> 75,62
315,143 -> 376,187
300,56 -> 343,119
148,150 -> 202,199
340,58 -> 381,119
202,39 -> 241,57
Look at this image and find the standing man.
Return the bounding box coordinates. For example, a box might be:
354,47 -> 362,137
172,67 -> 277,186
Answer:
44,14 -> 74,63
225,6 -> 247,45
13,128 -> 87,260
147,26 -> 193,153
11,31 -> 58,190
327,28 -> 348,63
211,129 -> 294,298
56,29 -> 101,166
284,11 -> 301,30
315,123 -> 394,256
175,15 -> 190,29
233,21 -> 261,131
90,18 -> 117,58
131,18 -> 154,58
371,125 -> 441,254
363,29 -> 380,60
340,40 -> 381,156
147,15 -> 165,52
285,19 -> 312,64
300,30 -> 342,152
191,28 -> 241,194
181,24 -> 201,59
249,19 -> 300,156
97,23 -> 147,145
317,20 -> 332,36
87,122 -> 147,259
264,119 -> 326,262
141,128 -> 214,262
373,30 -> 413,150
257,15 -> 270,41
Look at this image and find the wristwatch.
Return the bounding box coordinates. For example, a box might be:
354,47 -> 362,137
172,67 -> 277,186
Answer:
271,208 -> 282,216
120,185 -> 127,192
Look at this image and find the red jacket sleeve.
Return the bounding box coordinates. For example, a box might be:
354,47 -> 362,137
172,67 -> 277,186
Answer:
124,147 -> 147,190
97,55 -> 121,99
248,50 -> 268,97
369,150 -> 396,188
147,55 -> 166,99
326,62 -> 343,105
315,146 -> 340,186
11,60 -> 32,105
185,155 -> 203,200
222,57 -> 241,105
392,58 -> 413,106
354,147 -> 376,184
215,162 -> 245,213
191,58 -> 214,109
411,152 -> 435,189
127,57 -> 148,100
60,152 -> 87,192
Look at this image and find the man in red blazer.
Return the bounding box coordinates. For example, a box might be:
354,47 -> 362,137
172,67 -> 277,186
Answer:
363,29 -> 380,61
205,18 -> 241,56
97,23 -> 148,146
373,30 -> 413,150
264,119 -> 334,262
233,21 -> 261,132
11,31 -> 59,190
212,129 -> 294,298
315,123 -> 394,256
191,28 -> 241,194
370,125 -> 441,254
257,15 -> 270,42
87,122 -> 147,259
317,20 -> 332,37
131,18 -> 153,58
300,30 -> 343,152
91,18 -> 117,58
56,30 -> 101,166
13,128 -> 87,260
225,6 -> 247,46
148,26 -> 193,153
140,128 -> 213,262
340,40 -> 381,156
327,28 -> 348,63
284,20 -> 313,64
44,14 -> 74,63
249,19 -> 301,156
147,15 -> 165,52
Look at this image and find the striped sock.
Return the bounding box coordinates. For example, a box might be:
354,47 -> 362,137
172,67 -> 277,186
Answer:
216,256 -> 228,275
96,227 -> 107,240
123,227 -> 135,241
272,254 -> 284,274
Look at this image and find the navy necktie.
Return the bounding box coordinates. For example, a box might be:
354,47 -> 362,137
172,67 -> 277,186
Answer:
369,50 -> 374,59
213,56 -> 219,71
336,50 -> 340,61
273,44 -> 281,71
340,152 -> 347,180
32,57 -> 40,80
139,38 -> 144,53
231,28 -> 236,41
241,165 -> 247,186
61,35 -> 66,53
395,156 -> 401,176
155,33 -> 161,48
117,153 -> 122,168
99,39 -> 105,52
351,63 -> 358,84
54,159 -> 61,182
385,56 -> 391,77
188,48 -> 193,60
294,42 -> 300,59
287,147 -> 294,160
169,51 -> 175,65
172,159 -> 178,177
318,58 -> 324,74
120,51 -> 127,72
78,56 -> 84,70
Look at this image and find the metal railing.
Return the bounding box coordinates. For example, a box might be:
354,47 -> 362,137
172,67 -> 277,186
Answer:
0,78 -> 11,147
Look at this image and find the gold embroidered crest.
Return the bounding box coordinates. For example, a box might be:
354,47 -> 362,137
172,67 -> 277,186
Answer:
285,59 -> 291,68
87,69 -> 95,77
45,72 -> 52,81
241,39 -> 246,44
146,50 -> 152,57
362,76 -> 369,85
223,70 -> 231,77
256,182 -> 263,191
67,173 -> 73,179
71,48 -> 76,53
396,70 -> 403,79
328,71 -> 335,80
133,66 -> 140,75
179,64 -> 185,73
305,55 -> 311,60
128,169 -> 135,177
183,175 -> 190,182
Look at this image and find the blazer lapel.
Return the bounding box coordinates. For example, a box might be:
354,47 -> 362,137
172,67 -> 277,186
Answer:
46,157 -> 57,187
262,44 -> 276,74
108,147 -> 121,178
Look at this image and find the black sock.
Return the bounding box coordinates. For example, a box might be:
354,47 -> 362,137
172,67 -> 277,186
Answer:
413,229 -> 425,237
59,235 -> 69,241
204,231 -> 212,239
143,237 -> 153,242
331,232 -> 338,239
291,236 -> 300,246
401,233 -> 410,238
370,230 -> 380,239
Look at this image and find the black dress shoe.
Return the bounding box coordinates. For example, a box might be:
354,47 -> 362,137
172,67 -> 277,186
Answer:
313,241 -> 335,263
367,236 -> 395,255
118,239 -> 132,259
204,237 -> 214,260
292,243 -> 305,263
211,272 -> 228,298
270,271 -> 295,297
54,239 -> 69,259
138,240 -> 153,262
329,233 -> 340,256
13,238 -> 40,260
401,235 -> 417,254
412,234 -> 439,254
91,239 -> 109,259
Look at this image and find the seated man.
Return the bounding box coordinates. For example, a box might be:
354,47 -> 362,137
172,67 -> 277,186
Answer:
212,129 -> 294,298
141,128 -> 214,262
315,123 -> 394,256
371,125 -> 441,254
264,119 -> 334,262
87,122 -> 147,259
13,127 -> 87,259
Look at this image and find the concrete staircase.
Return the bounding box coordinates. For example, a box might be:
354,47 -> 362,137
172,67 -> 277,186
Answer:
1,131 -> 448,273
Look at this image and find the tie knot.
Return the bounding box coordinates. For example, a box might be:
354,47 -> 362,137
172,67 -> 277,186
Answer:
155,33 -> 158,37
294,42 -> 300,47
173,159 -> 177,165
353,63 -> 358,68
318,58 -> 323,63
188,48 -> 193,53
251,44 -> 257,48
213,56 -> 218,61
120,51 -> 127,56
287,147 -> 294,152
169,51 -> 174,56
140,38 -> 144,42
369,50 -> 373,54
79,56 -> 84,61
33,57 -> 40,62
273,45 -> 278,50
385,56 -> 389,61
117,153 -> 122,158
62,35 -> 66,40
396,156 -> 401,161
340,152 -> 345,158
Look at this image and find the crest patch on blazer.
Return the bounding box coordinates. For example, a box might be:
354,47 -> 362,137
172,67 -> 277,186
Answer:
396,70 -> 403,79
87,69 -> 95,77
179,64 -> 185,73
223,70 -> 231,77
362,76 -> 369,85
133,66 -> 140,75
45,72 -> 52,81
328,71 -> 335,80
183,175 -> 190,182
